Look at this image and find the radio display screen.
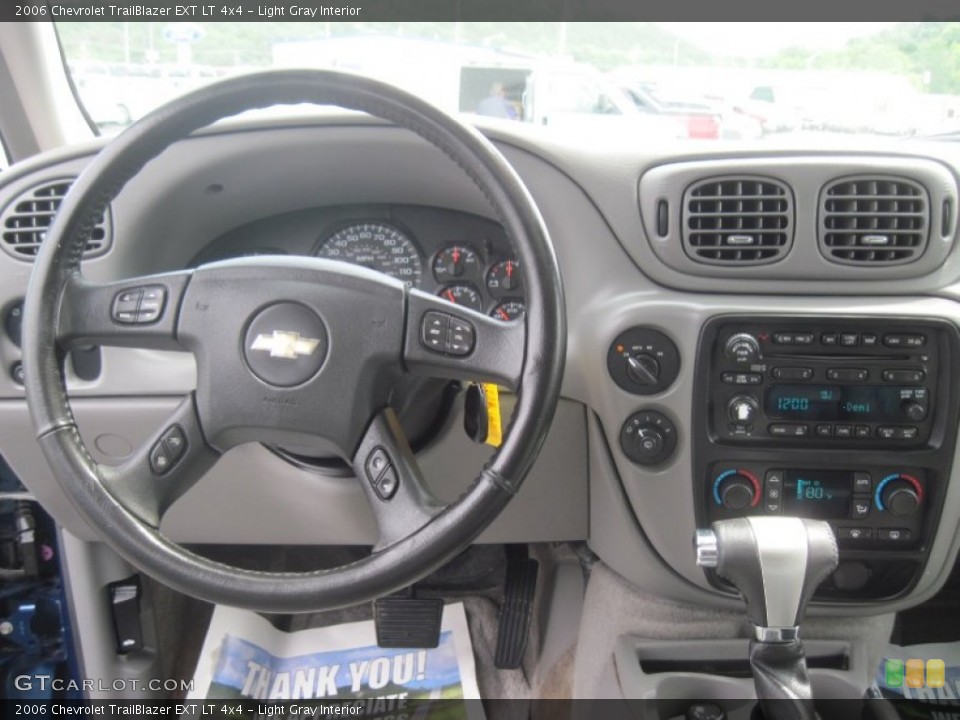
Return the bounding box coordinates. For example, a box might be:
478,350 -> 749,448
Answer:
783,470 -> 853,519
765,385 -> 917,422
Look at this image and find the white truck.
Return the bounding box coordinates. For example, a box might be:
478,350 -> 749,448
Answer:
272,35 -> 683,139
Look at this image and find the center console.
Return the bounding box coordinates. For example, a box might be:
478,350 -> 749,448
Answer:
693,316 -> 960,601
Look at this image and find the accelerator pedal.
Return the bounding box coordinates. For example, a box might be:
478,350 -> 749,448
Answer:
374,590 -> 444,649
494,549 -> 539,669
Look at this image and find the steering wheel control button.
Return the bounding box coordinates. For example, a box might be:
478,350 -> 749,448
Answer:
136,285 -> 167,323
365,447 -> 391,484
364,446 -> 399,501
446,317 -> 475,356
160,426 -> 187,464
420,311 -> 448,352
244,302 -> 328,387
419,312 -> 476,356
376,466 -> 400,500
111,288 -> 143,324
149,442 -> 172,475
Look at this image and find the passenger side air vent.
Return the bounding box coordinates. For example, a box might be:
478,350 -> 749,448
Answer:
682,176 -> 793,265
819,176 -> 928,265
1,179 -> 111,260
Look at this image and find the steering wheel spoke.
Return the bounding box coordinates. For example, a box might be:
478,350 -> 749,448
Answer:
352,407 -> 443,551
57,271 -> 192,351
403,288 -> 524,391
100,394 -> 218,528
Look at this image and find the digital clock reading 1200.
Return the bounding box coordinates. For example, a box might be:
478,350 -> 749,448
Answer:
766,384 -> 909,422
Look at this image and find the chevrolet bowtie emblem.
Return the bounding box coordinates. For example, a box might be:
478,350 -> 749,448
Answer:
250,331 -> 321,359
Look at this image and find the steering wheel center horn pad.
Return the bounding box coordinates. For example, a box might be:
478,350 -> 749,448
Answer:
21,70 -> 565,612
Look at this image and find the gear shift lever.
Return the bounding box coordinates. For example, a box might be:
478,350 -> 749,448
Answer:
695,517 -> 839,720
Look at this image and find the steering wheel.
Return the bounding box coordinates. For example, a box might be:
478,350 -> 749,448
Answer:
22,70 -> 565,613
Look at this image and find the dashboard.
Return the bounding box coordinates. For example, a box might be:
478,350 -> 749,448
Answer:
189,204 -> 526,321
3,116 -> 960,617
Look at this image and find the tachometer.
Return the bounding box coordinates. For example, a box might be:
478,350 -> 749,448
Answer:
433,245 -> 480,282
316,222 -> 422,285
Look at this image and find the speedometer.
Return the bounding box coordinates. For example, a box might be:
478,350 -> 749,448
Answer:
315,222 -> 423,285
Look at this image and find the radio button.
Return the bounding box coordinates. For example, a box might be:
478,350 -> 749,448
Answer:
851,498 -> 871,519
862,334 -> 879,347
821,333 -> 839,346
853,472 -> 872,493
815,424 -> 834,437
855,425 -> 872,438
827,368 -> 869,381
884,333 -> 926,348
721,372 -> 763,385
841,333 -> 859,347
768,423 -> 808,437
835,424 -> 853,438
839,527 -> 873,543
882,369 -> 925,383
794,333 -> 814,345
773,332 -> 795,344
878,426 -> 919,440
772,366 -> 813,381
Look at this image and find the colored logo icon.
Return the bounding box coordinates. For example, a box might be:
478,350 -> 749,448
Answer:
906,659 -> 925,688
885,659 -> 904,688
927,659 -> 946,689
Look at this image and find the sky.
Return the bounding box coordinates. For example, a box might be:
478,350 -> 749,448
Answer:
656,22 -> 899,58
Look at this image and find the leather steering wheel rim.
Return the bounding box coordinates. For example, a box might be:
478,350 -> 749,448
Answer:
22,70 -> 565,613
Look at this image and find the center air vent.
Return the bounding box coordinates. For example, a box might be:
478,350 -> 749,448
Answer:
819,176 -> 929,265
682,176 -> 793,265
1,179 -> 111,261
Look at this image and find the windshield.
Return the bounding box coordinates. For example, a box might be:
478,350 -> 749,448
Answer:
56,22 -> 960,140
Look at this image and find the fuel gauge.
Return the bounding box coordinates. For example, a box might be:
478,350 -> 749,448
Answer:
433,246 -> 480,282
438,284 -> 483,312
486,259 -> 522,298
491,300 -> 525,321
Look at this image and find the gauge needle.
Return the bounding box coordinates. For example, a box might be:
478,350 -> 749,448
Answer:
452,248 -> 461,265
445,290 -> 456,302
497,308 -> 510,320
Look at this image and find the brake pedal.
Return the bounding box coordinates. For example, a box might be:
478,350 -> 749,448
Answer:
494,553 -> 539,669
374,592 -> 444,649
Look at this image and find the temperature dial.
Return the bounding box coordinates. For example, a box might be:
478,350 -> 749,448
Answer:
491,300 -> 525,322
437,284 -> 483,312
620,410 -> 678,465
433,246 -> 480,282
712,469 -> 761,511
608,328 -> 681,396
876,473 -> 923,518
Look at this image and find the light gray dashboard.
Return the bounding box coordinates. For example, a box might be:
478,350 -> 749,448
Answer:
3,116 -> 960,614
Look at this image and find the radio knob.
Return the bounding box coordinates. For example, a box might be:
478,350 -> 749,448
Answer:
881,480 -> 920,518
626,354 -> 661,386
724,333 -> 761,363
727,395 -> 759,424
717,473 -> 757,511
901,400 -> 927,422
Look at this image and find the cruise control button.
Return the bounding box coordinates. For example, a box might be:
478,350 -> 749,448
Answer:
160,426 -> 187,464
149,442 -> 172,475
136,285 -> 167,323
375,466 -> 399,500
364,447 -> 391,484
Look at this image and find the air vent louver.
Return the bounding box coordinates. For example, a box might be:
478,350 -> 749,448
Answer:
819,176 -> 928,265
1,179 -> 111,260
682,176 -> 793,265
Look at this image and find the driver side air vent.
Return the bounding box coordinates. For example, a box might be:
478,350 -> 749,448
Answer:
819,176 -> 929,265
682,176 -> 793,265
1,179 -> 112,261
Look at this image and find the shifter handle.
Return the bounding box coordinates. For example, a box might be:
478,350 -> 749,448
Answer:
696,517 -> 838,639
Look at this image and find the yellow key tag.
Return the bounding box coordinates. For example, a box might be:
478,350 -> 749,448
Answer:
482,383 -> 503,448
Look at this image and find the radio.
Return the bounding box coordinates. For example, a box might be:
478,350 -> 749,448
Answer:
703,318 -> 943,446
